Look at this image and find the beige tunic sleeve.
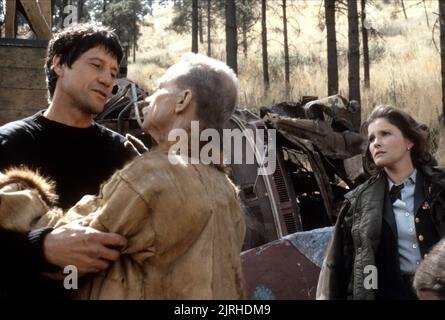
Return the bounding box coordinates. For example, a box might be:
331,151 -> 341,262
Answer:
65,169 -> 156,266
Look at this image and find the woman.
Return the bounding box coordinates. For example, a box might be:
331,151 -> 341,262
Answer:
317,105 -> 445,300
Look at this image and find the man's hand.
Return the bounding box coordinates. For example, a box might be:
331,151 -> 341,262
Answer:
43,222 -> 127,275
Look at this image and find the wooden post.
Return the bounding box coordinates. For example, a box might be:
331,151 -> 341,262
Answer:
19,0 -> 52,40
5,0 -> 17,38
4,0 -> 52,40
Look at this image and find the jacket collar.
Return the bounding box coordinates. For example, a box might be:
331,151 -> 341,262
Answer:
414,170 -> 426,216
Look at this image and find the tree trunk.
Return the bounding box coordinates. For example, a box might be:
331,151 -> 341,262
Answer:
440,0 -> 445,125
261,0 -> 269,93
242,18 -> 248,58
225,0 -> 237,73
199,2 -> 204,44
50,0 -> 55,30
361,0 -> 370,89
348,0 -> 361,130
241,0 -> 248,58
192,0 -> 199,53
207,0 -> 211,57
78,0 -> 84,21
325,0 -> 338,95
283,0 -> 290,98
103,0 -> 107,14
401,0 -> 408,20
60,0 -> 68,29
133,5 -> 136,63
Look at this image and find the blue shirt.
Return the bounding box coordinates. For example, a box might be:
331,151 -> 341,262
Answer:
388,169 -> 422,274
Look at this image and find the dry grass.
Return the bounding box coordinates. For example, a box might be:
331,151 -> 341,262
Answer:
128,0 -> 445,164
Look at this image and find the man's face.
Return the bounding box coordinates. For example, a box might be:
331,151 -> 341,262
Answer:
141,78 -> 181,143
55,46 -> 119,115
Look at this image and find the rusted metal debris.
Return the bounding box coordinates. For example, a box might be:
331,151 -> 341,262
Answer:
241,227 -> 333,300
227,94 -> 367,250
236,95 -> 366,300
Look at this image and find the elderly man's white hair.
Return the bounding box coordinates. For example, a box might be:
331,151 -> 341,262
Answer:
160,53 -> 240,130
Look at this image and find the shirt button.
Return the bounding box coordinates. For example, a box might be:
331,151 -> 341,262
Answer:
409,228 -> 414,233
415,217 -> 420,223
416,261 -> 420,265
405,212 -> 409,217
413,244 -> 417,249
419,235 -> 424,241
424,254 -> 428,259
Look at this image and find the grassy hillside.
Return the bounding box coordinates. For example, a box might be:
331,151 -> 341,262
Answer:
128,0 -> 445,164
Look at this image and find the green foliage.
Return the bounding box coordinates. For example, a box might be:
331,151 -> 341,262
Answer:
51,0 -> 153,40
167,0 -> 219,35
368,43 -> 386,63
167,0 -> 259,51
102,0 -> 139,44
237,0 -> 260,32
168,0 -> 193,34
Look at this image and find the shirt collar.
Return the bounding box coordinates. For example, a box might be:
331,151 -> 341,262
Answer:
388,169 -> 417,189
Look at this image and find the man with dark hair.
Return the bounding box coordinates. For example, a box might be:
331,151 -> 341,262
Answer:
0,23 -> 132,298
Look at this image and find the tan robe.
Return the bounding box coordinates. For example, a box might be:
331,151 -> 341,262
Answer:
0,150 -> 247,300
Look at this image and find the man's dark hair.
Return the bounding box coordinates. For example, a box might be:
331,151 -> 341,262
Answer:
45,23 -> 123,100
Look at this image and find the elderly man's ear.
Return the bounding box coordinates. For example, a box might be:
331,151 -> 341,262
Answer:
175,90 -> 193,113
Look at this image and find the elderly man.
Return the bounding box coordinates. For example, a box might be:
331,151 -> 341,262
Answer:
27,53 -> 246,299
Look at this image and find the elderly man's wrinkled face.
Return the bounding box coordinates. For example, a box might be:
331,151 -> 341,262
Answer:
141,79 -> 181,143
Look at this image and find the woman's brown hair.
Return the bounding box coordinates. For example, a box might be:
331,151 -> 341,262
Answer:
361,105 -> 434,173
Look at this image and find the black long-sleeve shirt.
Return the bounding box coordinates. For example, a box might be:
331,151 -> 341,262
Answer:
0,111 -> 133,209
0,227 -> 58,298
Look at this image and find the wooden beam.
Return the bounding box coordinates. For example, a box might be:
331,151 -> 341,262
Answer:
37,0 -> 52,28
0,88 -> 47,107
0,67 -> 47,90
0,45 -> 47,68
4,0 -> 17,38
19,0 -> 52,40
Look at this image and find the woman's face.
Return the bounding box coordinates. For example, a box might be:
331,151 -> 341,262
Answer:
367,118 -> 414,169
